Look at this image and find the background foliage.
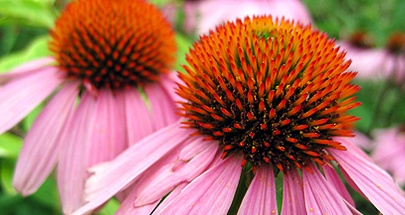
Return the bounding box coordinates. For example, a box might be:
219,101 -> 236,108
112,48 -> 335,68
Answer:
0,0 -> 404,214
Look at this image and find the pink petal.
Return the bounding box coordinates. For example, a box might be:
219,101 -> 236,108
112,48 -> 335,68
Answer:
57,92 -> 98,214
238,165 -> 278,214
329,139 -> 405,214
322,162 -> 355,207
144,80 -> 179,129
0,57 -> 55,84
151,183 -> 188,215
123,87 -> 156,145
72,123 -> 192,215
281,167 -> 305,215
157,155 -> 242,214
158,72 -> 186,104
134,138 -> 219,207
86,88 -> 128,167
0,67 -> 63,135
13,81 -> 79,195
302,162 -> 352,214
371,127 -> 405,175
115,178 -> 160,215
115,141 -> 195,213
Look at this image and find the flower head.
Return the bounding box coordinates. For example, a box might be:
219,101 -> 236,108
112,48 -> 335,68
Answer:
341,31 -> 405,84
178,16 -> 361,172
0,0 -> 179,213
74,16 -> 405,215
49,0 -> 176,89
183,0 -> 312,35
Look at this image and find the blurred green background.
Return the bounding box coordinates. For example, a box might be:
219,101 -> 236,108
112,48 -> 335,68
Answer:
0,0 -> 404,214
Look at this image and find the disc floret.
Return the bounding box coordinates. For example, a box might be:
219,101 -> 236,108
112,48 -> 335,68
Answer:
177,16 -> 361,172
49,0 -> 177,89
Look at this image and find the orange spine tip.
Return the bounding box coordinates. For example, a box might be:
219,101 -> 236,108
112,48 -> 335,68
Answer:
302,133 -> 320,138
293,125 -> 308,130
288,105 -> 302,116
221,108 -> 233,118
304,151 -> 320,157
224,145 -> 233,150
300,108 -> 318,119
286,137 -> 299,143
295,143 -> 308,150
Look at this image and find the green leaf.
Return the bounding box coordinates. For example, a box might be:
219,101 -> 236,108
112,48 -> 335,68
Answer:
98,198 -> 120,215
0,36 -> 51,73
1,159 -> 18,195
0,133 -> 23,158
0,0 -> 56,28
31,174 -> 61,211
175,33 -> 193,73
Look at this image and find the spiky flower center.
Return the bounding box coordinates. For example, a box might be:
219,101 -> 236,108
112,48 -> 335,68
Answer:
177,16 -> 361,171
49,0 -> 176,89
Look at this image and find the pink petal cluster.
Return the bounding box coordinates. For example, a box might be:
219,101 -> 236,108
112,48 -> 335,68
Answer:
183,0 -> 312,34
0,58 -> 179,214
73,122 -> 405,215
340,42 -> 405,84
371,126 -> 405,185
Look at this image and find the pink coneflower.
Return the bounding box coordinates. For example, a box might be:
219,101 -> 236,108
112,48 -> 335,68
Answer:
340,31 -> 405,83
0,0 -> 178,213
183,0 -> 312,34
74,16 -> 405,214
371,125 -> 405,185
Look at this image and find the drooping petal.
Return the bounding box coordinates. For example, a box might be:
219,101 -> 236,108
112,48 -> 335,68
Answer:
134,138 -> 219,207
157,155 -> 242,214
238,165 -> 278,215
57,92 -> 97,214
0,57 -> 55,84
322,162 -> 355,207
281,168 -> 305,215
123,87 -> 156,145
86,88 -> 127,167
302,162 -> 352,214
0,67 -> 63,135
144,80 -> 179,129
72,122 -> 192,215
329,139 -> 405,214
13,81 -> 79,195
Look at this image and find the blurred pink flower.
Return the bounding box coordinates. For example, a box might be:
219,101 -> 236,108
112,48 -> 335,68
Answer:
183,0 -> 312,34
74,16 -> 405,215
371,126 -> 405,185
0,0 -> 179,213
340,32 -> 405,84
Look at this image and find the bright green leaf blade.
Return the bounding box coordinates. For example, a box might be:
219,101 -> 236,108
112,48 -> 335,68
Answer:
0,133 -> 23,158
97,198 -> 120,215
0,36 -> 51,73
175,33 -> 193,73
0,0 -> 56,28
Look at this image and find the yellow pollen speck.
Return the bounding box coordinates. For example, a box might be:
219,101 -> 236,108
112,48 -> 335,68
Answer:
272,210 -> 275,213
311,208 -> 314,212
259,177 -> 263,181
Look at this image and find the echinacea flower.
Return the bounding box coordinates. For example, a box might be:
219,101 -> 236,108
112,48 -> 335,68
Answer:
183,0 -> 312,35
74,16 -> 405,214
340,31 -> 405,84
371,125 -> 405,185
0,0 -> 178,213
